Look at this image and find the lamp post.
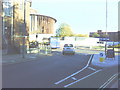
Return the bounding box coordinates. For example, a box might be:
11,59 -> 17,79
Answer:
2,1 -> 9,54
106,0 -> 107,35
22,0 -> 26,58
105,0 -> 108,56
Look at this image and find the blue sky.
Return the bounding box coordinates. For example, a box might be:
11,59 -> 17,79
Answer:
31,0 -> 118,34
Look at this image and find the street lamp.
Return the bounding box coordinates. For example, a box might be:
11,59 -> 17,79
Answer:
22,0 -> 26,58
105,0 -> 108,56
22,0 -> 32,58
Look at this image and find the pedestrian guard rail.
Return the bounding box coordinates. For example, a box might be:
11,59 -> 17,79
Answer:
27,43 -> 52,54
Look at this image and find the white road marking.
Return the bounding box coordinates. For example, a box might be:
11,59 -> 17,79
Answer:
54,54 -> 94,85
99,73 -> 118,89
71,77 -> 77,80
29,57 -> 36,59
88,67 -> 96,71
64,69 -> 102,88
86,54 -> 94,66
54,66 -> 87,85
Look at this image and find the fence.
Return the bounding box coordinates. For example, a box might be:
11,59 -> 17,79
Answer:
27,43 -> 52,54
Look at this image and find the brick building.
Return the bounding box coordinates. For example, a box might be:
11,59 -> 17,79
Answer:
2,0 -> 13,50
2,0 -> 57,53
89,30 -> 119,41
13,0 -> 32,52
30,14 -> 57,34
29,14 -> 57,42
2,0 -> 32,53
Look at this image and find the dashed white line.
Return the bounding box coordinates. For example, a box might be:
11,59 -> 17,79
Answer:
54,55 -> 94,85
71,77 -> 77,80
29,56 -> 36,59
88,67 -> 96,71
54,66 -> 87,85
64,69 -> 102,88
99,73 -> 118,89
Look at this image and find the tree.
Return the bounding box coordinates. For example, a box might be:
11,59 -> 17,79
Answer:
56,23 -> 73,37
92,33 -> 100,38
100,33 -> 108,38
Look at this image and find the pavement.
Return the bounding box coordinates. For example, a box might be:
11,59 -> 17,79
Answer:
91,53 -> 120,68
1,52 -> 52,65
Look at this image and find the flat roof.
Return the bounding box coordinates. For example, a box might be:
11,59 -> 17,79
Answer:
30,13 -> 57,23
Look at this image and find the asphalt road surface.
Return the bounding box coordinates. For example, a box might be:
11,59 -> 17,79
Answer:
2,51 -> 119,88
2,52 -> 90,88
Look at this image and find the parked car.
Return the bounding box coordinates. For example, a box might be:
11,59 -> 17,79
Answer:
62,44 -> 75,55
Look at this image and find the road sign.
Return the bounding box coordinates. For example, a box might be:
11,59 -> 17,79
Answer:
99,52 -> 105,62
99,52 -> 105,57
100,53 -> 103,57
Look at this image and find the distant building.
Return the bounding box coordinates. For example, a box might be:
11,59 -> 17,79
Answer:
29,14 -> 57,42
30,14 -> 57,34
89,30 -> 119,41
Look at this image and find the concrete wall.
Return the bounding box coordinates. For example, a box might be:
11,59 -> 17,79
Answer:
59,37 -> 101,48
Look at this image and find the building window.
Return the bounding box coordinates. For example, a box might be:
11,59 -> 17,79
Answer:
42,26 -> 44,33
19,2 -> 23,10
3,2 -> 12,16
31,15 -> 35,31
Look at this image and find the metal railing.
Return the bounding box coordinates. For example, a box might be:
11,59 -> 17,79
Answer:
27,43 -> 52,55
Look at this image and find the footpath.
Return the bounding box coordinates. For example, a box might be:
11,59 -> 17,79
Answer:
91,53 -> 119,68
1,52 -> 52,65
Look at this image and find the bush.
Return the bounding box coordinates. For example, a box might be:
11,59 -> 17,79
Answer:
114,44 -> 120,48
108,44 -> 120,48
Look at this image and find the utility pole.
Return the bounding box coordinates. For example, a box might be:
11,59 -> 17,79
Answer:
22,0 -> 26,58
105,0 -> 108,56
106,0 -> 107,36
11,0 -> 14,45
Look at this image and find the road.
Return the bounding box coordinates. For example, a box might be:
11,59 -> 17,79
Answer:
2,51 -> 90,88
2,50 -> 119,88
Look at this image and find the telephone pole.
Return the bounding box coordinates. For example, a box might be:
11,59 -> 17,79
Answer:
105,0 -> 108,55
22,0 -> 26,58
